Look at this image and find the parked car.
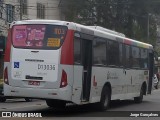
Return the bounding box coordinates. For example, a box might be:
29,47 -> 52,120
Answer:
0,82 -> 32,102
153,74 -> 159,89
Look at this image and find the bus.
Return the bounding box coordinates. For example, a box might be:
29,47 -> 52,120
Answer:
3,20 -> 154,110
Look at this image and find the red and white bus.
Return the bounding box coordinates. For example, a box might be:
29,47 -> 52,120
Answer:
4,20 -> 154,110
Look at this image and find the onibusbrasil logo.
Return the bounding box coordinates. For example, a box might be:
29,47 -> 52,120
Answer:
1,112 -> 42,118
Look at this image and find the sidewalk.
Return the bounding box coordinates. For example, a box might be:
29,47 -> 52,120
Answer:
152,83 -> 160,90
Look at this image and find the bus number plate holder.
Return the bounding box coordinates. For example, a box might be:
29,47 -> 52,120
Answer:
28,81 -> 40,86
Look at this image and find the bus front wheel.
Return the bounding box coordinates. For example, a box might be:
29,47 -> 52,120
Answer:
96,86 -> 111,111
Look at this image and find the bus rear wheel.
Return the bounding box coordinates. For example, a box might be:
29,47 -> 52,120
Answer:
96,86 -> 111,111
134,85 -> 144,103
46,99 -> 66,109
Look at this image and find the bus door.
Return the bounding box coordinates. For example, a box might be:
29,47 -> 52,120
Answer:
81,39 -> 92,101
123,45 -> 132,94
148,51 -> 154,94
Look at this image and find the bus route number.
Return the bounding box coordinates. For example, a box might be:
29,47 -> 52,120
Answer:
38,64 -> 55,70
54,28 -> 65,35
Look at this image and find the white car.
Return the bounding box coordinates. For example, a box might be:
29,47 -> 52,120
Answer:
153,74 -> 159,89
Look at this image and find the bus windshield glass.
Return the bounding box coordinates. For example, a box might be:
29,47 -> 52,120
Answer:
12,24 -> 68,49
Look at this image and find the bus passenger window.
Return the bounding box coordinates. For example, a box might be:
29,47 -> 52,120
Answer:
93,39 -> 106,65
140,48 -> 148,68
125,45 -> 131,68
132,46 -> 140,68
119,43 -> 123,67
107,41 -> 119,66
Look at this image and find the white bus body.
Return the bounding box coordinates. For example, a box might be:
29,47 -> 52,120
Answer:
4,20 -> 154,110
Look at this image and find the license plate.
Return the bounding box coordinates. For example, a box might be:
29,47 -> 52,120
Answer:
28,81 -> 40,86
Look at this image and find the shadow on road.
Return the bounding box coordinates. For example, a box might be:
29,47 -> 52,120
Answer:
0,99 -> 38,103
22,100 -> 151,117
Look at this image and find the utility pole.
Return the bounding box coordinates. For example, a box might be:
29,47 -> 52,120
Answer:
19,0 -> 22,20
147,13 -> 150,42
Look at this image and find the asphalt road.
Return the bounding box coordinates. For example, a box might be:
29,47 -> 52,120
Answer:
1,89 -> 160,120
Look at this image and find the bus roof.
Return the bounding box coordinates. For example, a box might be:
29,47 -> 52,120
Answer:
11,19 -> 70,26
74,23 -> 153,50
88,26 -> 126,37
11,19 -> 153,50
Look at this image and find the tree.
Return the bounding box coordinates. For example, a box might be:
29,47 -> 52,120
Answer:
64,0 -> 160,46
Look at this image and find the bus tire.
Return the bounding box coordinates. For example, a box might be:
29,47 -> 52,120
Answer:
97,86 -> 111,111
134,85 -> 144,103
46,99 -> 66,108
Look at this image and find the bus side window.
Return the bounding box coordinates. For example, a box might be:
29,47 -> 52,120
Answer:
132,46 -> 140,68
119,43 -> 123,67
140,48 -> 148,69
107,41 -> 119,66
93,38 -> 106,66
125,45 -> 132,68
74,37 -> 81,64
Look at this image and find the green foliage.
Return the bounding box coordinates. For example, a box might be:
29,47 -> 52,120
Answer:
64,0 -> 160,48
155,47 -> 160,57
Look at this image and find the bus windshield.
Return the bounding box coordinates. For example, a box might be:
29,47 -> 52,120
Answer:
12,24 -> 68,49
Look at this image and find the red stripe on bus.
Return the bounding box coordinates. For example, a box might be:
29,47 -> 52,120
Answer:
124,39 -> 132,45
4,29 -> 11,62
60,30 -> 74,65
